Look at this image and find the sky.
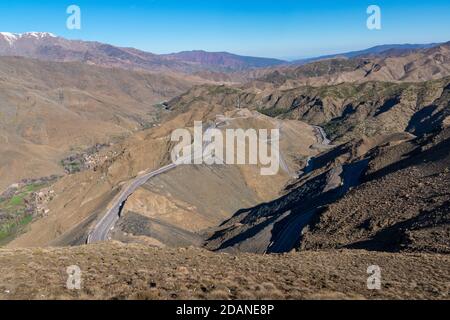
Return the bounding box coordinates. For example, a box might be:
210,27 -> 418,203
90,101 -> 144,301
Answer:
0,0 -> 449,60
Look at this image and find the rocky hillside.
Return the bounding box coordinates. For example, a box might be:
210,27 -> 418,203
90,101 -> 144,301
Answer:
300,127 -> 450,254
205,127 -> 449,254
253,42 -> 450,88
183,72 -> 450,255
166,77 -> 450,144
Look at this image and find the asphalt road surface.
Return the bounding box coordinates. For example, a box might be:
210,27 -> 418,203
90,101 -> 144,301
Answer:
87,163 -> 177,243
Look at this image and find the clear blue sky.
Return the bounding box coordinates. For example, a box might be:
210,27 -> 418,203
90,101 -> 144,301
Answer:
0,0 -> 449,60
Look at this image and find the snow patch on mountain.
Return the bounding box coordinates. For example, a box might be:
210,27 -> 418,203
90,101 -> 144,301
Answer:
0,32 -> 18,45
0,32 -> 56,46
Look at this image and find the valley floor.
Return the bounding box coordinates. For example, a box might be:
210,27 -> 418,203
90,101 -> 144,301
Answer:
0,242 -> 448,300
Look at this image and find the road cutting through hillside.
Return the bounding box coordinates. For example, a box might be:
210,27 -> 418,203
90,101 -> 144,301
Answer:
87,126 -> 215,243
302,125 -> 333,175
312,125 -> 331,145
87,122 -> 229,243
87,113 -> 297,243
87,163 -> 178,243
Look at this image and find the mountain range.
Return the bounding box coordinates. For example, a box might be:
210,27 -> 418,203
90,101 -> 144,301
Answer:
292,43 -> 441,64
0,31 -> 448,300
0,32 -> 285,74
0,32 -> 443,77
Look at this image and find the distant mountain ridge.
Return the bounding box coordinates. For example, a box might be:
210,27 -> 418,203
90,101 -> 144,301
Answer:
293,43 -> 441,65
0,32 -> 285,74
0,32 -> 444,76
162,50 -> 285,71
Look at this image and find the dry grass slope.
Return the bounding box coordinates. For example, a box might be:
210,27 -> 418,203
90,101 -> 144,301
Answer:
0,242 -> 448,300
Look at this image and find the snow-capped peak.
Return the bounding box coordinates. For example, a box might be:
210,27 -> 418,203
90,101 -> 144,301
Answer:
22,32 -> 57,39
0,32 -> 57,46
0,32 -> 19,45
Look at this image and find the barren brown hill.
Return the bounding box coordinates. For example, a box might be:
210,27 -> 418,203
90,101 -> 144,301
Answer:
251,42 -> 450,89
205,123 -> 449,254
6,70 -> 448,250
0,56 -> 206,191
300,127 -> 450,253
197,76 -> 449,254
166,77 -> 450,144
4,105 -> 317,248
108,110 -> 318,247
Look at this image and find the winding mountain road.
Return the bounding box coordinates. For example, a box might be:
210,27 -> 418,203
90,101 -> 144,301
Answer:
87,125 -> 216,243
87,163 -> 177,243
87,112 -> 292,244
301,125 -> 332,175
312,125 -> 331,145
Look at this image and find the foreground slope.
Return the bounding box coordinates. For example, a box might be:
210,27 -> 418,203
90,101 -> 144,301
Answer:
0,242 -> 448,300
